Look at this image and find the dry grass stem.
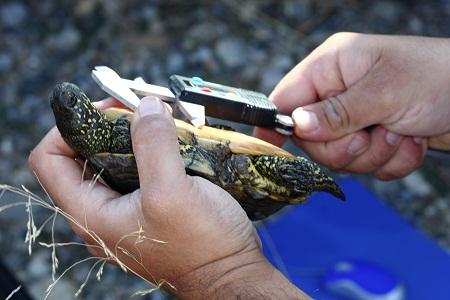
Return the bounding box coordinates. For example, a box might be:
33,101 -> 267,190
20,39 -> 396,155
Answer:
0,181 -> 170,298
5,285 -> 22,300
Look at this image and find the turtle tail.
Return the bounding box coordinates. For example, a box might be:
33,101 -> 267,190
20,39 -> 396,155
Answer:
282,156 -> 345,201
311,173 -> 346,201
253,155 -> 345,201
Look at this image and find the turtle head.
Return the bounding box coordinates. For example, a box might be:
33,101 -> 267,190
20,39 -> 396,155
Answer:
50,82 -> 111,158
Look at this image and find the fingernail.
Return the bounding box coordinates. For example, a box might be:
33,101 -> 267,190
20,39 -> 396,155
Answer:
138,96 -> 164,117
347,135 -> 367,155
385,131 -> 400,145
413,137 -> 423,144
292,109 -> 319,133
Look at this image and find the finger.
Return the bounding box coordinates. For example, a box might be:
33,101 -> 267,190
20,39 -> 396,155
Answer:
271,33 -> 393,142
373,137 -> 426,180
28,128 -> 121,238
429,133 -> 450,151
291,56 -> 396,142
292,130 -> 370,171
131,96 -> 186,193
343,126 -> 404,173
269,60 -> 319,114
252,127 -> 287,147
94,97 -> 129,110
93,97 -> 173,113
270,33 -> 378,113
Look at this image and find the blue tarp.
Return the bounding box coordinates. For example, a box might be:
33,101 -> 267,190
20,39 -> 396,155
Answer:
259,178 -> 450,300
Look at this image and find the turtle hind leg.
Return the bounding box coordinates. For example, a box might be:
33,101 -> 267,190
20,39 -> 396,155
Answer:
315,176 -> 345,201
253,155 -> 345,201
178,140 -> 218,181
223,154 -> 290,220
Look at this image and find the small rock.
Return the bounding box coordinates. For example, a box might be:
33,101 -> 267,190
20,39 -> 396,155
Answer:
189,46 -> 214,64
0,52 -> 15,73
166,51 -> 185,73
27,250 -> 50,279
408,16 -> 424,33
29,277 -> 76,300
259,69 -> 284,93
0,137 -> 14,156
370,1 -> 404,24
74,0 -> 98,17
402,172 -> 433,197
259,54 -> 293,92
12,168 -> 34,187
187,21 -> 227,44
38,110 -> 55,130
47,26 -> 81,52
215,38 -> 247,68
0,2 -> 28,28
283,0 -> 312,21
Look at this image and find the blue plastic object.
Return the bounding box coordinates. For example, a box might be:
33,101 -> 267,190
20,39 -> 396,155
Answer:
258,178 -> 450,300
190,76 -> 204,85
322,259 -> 404,300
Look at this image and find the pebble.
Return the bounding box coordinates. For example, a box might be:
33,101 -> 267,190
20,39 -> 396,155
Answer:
402,172 -> 433,197
74,0 -> 98,17
29,278 -> 77,300
408,16 -> 424,33
46,26 -> 81,52
259,69 -> 284,93
27,250 -> 50,279
259,54 -> 293,92
166,51 -> 185,73
0,2 -> 28,28
215,37 -> 247,68
0,138 -> 14,156
11,168 -> 34,187
0,52 -> 15,73
189,46 -> 214,64
283,1 -> 312,21
370,1 -> 404,24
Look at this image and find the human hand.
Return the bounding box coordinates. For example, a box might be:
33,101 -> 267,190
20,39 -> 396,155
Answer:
29,97 -> 307,299
255,33 -> 450,180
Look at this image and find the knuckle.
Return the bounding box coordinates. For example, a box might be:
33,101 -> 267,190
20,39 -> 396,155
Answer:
132,116 -> 172,146
323,96 -> 351,130
140,175 -> 194,217
69,221 -> 96,244
366,151 -> 390,171
326,32 -> 359,44
374,149 -> 424,180
374,169 -> 398,181
399,142 -> 425,173
140,186 -> 175,215
28,148 -> 39,171
405,149 -> 424,171
324,154 -> 347,172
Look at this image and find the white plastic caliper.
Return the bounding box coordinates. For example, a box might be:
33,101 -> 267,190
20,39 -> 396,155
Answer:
91,66 -> 205,128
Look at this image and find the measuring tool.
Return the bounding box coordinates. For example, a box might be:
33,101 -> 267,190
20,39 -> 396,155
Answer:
91,66 -> 293,135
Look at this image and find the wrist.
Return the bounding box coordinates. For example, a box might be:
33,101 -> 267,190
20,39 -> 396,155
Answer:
210,260 -> 310,300
170,245 -> 309,299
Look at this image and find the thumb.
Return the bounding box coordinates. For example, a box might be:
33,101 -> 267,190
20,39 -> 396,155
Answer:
131,96 -> 186,192
292,82 -> 387,142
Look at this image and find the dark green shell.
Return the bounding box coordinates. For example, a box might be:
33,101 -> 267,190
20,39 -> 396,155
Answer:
50,82 -> 345,220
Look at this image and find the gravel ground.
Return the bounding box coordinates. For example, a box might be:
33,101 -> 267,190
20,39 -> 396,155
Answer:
1,1 -> 450,299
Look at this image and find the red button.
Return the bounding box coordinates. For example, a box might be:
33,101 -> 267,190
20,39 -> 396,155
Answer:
201,87 -> 212,93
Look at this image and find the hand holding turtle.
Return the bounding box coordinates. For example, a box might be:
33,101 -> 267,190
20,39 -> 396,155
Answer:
29,97 -> 307,299
255,33 -> 450,180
